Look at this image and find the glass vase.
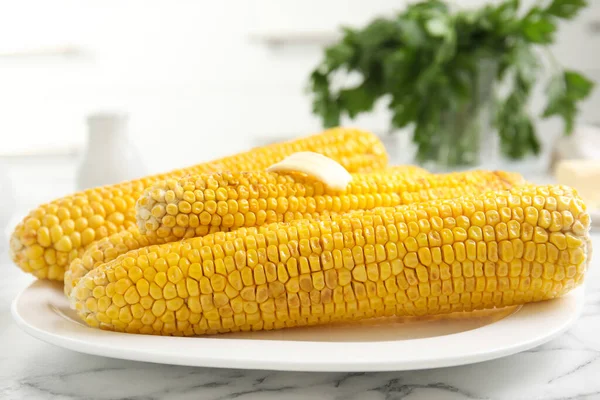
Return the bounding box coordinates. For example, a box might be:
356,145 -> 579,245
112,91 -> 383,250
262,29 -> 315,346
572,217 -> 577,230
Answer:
419,60 -> 497,172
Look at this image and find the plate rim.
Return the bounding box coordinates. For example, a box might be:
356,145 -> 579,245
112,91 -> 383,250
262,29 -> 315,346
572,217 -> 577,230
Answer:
11,281 -> 585,372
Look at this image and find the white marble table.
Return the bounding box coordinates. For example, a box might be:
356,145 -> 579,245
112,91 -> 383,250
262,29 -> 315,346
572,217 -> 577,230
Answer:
1,233 -> 599,400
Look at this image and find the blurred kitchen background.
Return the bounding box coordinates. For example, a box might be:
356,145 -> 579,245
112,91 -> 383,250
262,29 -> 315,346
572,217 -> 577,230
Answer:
1,0 -> 600,244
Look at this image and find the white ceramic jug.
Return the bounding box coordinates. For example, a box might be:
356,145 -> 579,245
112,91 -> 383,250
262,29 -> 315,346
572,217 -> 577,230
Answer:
76,113 -> 146,190
0,160 -> 15,246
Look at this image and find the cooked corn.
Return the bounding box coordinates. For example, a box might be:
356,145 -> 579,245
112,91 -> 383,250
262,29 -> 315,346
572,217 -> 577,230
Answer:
63,227 -> 152,296
10,128 -> 388,281
71,184 -> 589,336
136,170 -> 525,241
64,165 -> 428,296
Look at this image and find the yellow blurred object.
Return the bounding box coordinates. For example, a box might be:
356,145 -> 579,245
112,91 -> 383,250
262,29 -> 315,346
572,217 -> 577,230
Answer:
10,128 -> 388,281
555,159 -> 600,209
70,184 -> 590,336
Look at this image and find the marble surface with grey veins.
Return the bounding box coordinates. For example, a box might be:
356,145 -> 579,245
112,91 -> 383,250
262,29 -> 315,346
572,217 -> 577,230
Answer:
1,232 -> 600,400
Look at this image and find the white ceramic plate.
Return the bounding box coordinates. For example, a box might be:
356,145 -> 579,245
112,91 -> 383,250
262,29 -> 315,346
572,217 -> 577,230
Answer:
12,281 -> 584,372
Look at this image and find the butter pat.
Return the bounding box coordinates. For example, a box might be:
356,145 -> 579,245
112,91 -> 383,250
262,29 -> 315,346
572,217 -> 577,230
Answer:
555,160 -> 600,208
267,152 -> 353,191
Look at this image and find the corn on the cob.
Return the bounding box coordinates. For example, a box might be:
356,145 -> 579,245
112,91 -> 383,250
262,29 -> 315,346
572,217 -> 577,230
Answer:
66,167 -> 517,296
136,170 -> 525,242
71,184 -> 589,336
10,128 -> 388,281
63,165 -> 429,296
63,227 -> 152,296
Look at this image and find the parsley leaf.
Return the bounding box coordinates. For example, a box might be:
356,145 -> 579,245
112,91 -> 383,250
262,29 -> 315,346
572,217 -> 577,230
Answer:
308,0 -> 594,164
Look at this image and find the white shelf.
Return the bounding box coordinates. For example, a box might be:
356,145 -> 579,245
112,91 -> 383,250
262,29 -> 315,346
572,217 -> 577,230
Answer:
0,44 -> 86,59
248,30 -> 340,46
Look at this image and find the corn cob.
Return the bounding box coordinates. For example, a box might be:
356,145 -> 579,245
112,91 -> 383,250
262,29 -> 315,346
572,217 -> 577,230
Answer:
63,227 -> 151,296
65,168 -> 517,295
10,128 -> 388,281
136,170 -> 525,242
63,165 -> 430,297
71,184 -> 590,336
